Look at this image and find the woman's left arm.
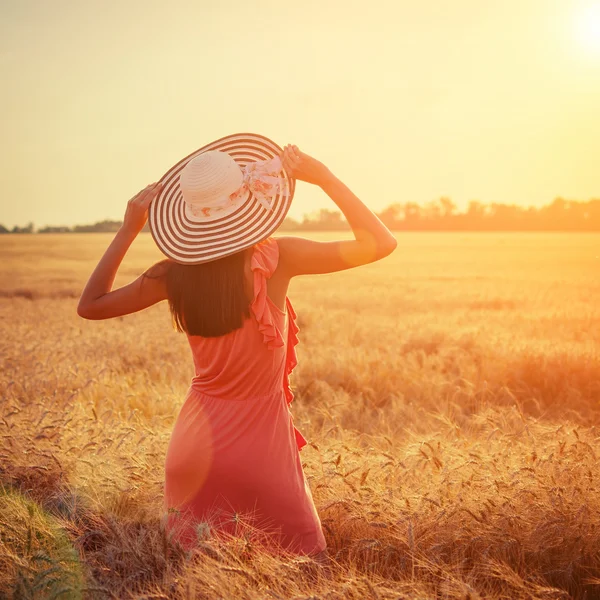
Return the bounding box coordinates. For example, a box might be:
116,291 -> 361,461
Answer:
77,182 -> 168,320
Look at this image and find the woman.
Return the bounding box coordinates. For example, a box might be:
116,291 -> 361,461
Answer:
77,133 -> 397,562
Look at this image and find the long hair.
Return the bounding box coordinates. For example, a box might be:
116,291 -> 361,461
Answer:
142,249 -> 251,337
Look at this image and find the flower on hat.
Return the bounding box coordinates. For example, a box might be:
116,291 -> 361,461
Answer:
228,156 -> 289,212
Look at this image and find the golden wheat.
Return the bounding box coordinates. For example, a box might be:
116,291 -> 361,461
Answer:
1,232 -> 599,599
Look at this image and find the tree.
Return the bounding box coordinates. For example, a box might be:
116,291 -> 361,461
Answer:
377,203 -> 404,228
10,222 -> 34,233
404,202 -> 422,224
439,197 -> 456,218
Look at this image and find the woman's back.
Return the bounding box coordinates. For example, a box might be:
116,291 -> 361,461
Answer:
186,238 -> 293,401
163,238 -> 319,554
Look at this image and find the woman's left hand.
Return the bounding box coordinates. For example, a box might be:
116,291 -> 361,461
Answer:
122,182 -> 163,235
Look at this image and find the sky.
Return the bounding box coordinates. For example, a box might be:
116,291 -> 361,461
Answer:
1,0 -> 599,229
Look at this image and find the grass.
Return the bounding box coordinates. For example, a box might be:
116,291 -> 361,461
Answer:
1,231 -> 599,599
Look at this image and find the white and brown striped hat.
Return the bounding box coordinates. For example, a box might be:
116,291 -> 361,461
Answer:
148,132 -> 295,264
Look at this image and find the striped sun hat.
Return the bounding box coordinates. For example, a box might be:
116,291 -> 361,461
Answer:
148,132 -> 295,264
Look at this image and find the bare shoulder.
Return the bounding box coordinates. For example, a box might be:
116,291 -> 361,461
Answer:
144,258 -> 172,279
274,235 -> 335,255
273,235 -> 308,256
140,258 -> 172,299
273,236 -> 318,270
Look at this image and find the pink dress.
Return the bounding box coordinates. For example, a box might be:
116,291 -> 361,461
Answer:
163,237 -> 326,556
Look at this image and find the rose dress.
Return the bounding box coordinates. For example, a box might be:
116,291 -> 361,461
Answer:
162,237 -> 326,555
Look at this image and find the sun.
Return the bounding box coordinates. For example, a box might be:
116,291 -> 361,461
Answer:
575,3 -> 600,55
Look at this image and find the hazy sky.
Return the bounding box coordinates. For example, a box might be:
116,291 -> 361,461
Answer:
1,0 -> 599,228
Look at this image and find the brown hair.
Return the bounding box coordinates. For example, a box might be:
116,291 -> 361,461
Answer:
142,249 -> 251,337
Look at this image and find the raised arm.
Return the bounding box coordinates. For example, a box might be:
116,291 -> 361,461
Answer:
77,182 -> 168,320
276,144 -> 397,277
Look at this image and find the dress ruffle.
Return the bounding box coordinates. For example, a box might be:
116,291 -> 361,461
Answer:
250,239 -> 284,350
251,238 -> 308,451
285,297 -> 307,450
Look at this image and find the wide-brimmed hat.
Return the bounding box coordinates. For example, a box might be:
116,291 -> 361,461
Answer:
148,132 -> 295,264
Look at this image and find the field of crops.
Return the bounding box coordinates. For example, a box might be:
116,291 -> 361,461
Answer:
2,231 -> 599,599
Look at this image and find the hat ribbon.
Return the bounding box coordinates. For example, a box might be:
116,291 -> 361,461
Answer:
228,155 -> 290,211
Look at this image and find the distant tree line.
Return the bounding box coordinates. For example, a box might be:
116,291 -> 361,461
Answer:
2,197 -> 599,233
0,219 -> 125,234
280,197 -> 600,231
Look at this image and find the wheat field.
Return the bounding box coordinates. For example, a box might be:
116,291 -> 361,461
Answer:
1,231 -> 599,600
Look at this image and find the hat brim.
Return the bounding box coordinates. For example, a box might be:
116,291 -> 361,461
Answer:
148,133 -> 295,264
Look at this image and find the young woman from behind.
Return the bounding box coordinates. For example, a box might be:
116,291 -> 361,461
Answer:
77,140 -> 397,564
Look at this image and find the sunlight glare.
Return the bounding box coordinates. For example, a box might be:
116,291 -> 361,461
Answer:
575,2 -> 600,55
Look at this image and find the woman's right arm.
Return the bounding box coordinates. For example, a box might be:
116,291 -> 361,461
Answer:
276,144 -> 397,276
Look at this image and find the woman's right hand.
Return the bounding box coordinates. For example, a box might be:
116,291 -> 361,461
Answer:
280,144 -> 331,187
